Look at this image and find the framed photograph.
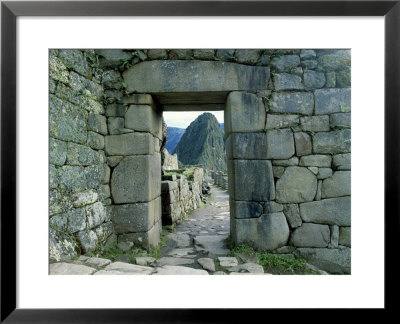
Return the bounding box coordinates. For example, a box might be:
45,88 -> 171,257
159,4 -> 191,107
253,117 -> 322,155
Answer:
1,0 -> 397,321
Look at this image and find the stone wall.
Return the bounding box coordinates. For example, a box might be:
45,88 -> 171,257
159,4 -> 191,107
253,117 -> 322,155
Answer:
211,171 -> 228,190
162,147 -> 179,171
161,168 -> 204,225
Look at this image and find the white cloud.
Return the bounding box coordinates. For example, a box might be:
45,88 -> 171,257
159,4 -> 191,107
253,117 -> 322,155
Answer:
163,111 -> 224,128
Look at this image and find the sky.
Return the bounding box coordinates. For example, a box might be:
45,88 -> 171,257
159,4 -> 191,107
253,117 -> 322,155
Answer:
163,111 -> 224,128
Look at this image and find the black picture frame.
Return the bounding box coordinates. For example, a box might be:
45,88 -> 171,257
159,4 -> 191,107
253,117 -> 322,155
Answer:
1,0 -> 398,322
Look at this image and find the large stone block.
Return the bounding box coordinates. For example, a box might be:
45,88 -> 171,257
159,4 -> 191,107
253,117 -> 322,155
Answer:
300,197 -> 351,226
304,70 -> 326,89
125,105 -> 162,139
330,113 -> 351,128
118,220 -> 161,250
294,132 -> 312,156
318,50 -> 351,71
276,167 -> 317,203
300,115 -> 330,132
339,227 -> 351,247
290,223 -> 330,247
66,142 -> 103,166
49,228 -> 77,262
315,88 -> 351,115
86,201 -> 107,229
111,197 -> 161,233
230,160 -> 275,201
87,113 -> 107,135
225,92 -> 266,135
321,171 -> 351,198
313,129 -> 351,154
265,114 -> 299,130
283,204 -> 302,228
233,212 -> 290,251
77,230 -> 98,253
111,154 -> 161,204
232,200 -> 263,219
58,165 -> 87,192
332,153 -> 351,170
59,49 -> 90,78
300,154 -> 332,167
271,55 -> 300,72
49,138 -> 67,165
274,73 -> 303,91
104,133 -> 155,156
269,92 -> 314,115
66,207 -> 87,233
226,129 -> 294,160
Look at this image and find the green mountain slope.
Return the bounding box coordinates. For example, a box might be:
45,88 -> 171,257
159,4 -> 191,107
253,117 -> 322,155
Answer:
174,113 -> 226,172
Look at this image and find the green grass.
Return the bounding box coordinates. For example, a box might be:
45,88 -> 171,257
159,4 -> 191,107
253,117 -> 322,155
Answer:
183,167 -> 196,180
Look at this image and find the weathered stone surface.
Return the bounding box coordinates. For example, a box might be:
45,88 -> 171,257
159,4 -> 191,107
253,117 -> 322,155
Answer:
339,227 -> 351,247
315,180 -> 322,201
300,116 -> 330,132
300,50 -> 316,60
49,165 -> 59,189
118,220 -> 161,250
125,105 -> 162,139
272,156 -> 299,166
135,257 -> 156,266
234,49 -> 261,64
313,129 -> 351,154
156,257 -> 194,266
282,204 -> 302,228
226,130 -> 294,160
98,184 -> 111,200
276,167 -> 317,203
111,154 -> 161,204
294,247 -> 351,274
290,223 -> 330,247
87,113 -> 107,135
102,69 -> 122,89
87,131 -> 105,150
168,49 -> 193,60
300,197 -> 351,226
147,49 -> 168,60
300,155 -> 331,167
50,138 -> 67,165
193,49 -> 215,60
332,153 -> 351,170
49,213 -> 67,232
336,67 -> 351,87
271,55 -> 300,72
232,201 -> 263,219
318,50 -> 351,71
84,164 -> 109,189
166,248 -> 196,258
197,258 -> 216,271
59,49 -> 90,77
225,92 -> 266,135
308,167 -> 318,175
227,263 -> 265,274
330,113 -> 351,128
105,133 -> 155,156
95,222 -> 113,242
194,235 -> 230,257
106,104 -> 127,117
154,265 -> 208,275
294,132 -> 312,156
111,198 -> 161,233
85,257 -> 112,268
325,71 -> 336,87
68,71 -> 103,100
107,117 -> 132,135
233,212 -> 289,251
263,201 -> 283,214
49,189 -> 72,215
49,54 -> 69,83
58,166 -> 87,192
104,262 -> 153,274
97,49 -> 132,68
269,92 -> 314,115
107,156 -> 123,167
301,60 -> 318,69
124,60 -> 270,94
49,228 -> 77,262
265,114 -> 299,129
215,49 -> 235,61
304,70 -> 326,89
329,225 -> 339,248
50,262 -> 96,275
77,230 -> 98,253
272,166 -> 285,178
274,73 -> 303,90
218,257 -> 238,267
66,207 -> 86,233
66,142 -> 103,166
317,168 -> 333,179
315,88 -> 351,115
321,171 -> 351,198
86,202 -> 107,229
230,159 -> 275,201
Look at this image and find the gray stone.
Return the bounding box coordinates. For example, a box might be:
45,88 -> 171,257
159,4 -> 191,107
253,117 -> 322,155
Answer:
308,167 -> 318,175
106,104 -> 127,117
147,49 -> 168,60
58,165 -> 87,192
49,165 -> 59,189
290,223 -> 330,247
118,221 -> 161,250
95,222 -> 113,243
276,167 -> 317,203
325,71 -> 336,87
66,207 -> 86,233
215,49 -> 235,61
272,166 -> 285,178
68,71 -> 103,100
218,257 -> 238,267
300,50 -> 316,60
49,228 -> 77,262
225,92 -> 266,135
269,92 -> 314,115
104,133 -> 155,156
274,73 -> 303,90
193,49 -> 215,60
300,197 -> 351,226
111,198 -> 161,233
329,225 -> 339,248
300,155 -> 332,167
87,113 -> 107,135
300,116 -> 330,132
339,227 -> 351,247
332,153 -> 351,170
86,201 -> 107,229
273,246 -> 295,254
49,54 -> 69,83
66,142 -> 103,166
198,258 -> 216,272
230,159 -> 275,201
49,189 -> 72,216
87,131 -> 105,150
125,105 -> 162,139
168,49 -> 193,60
167,233 -> 191,248
265,114 -> 299,129
315,180 -> 322,201
272,157 -> 299,166
294,247 -> 351,274
107,117 -> 132,135
77,230 -> 98,253
294,132 -> 312,156
322,171 -> 351,198
263,201 -> 284,213
153,265 -> 208,275
97,49 -> 132,68
85,257 -> 112,268
84,164 -> 109,189
317,168 -> 333,179
304,70 -> 326,89
330,113 -> 351,128
233,212 -> 289,251
301,60 -> 318,69
50,138 -> 67,165
166,248 -> 196,258
59,49 -> 90,77
232,201 -> 263,219
282,204 -> 302,228
156,257 -> 194,267
226,130 -> 294,160
50,262 -> 96,275
98,184 -> 111,200
111,154 -> 161,204
258,53 -> 270,65
271,55 -> 300,72
235,252 -> 259,264
227,262 -> 265,274
107,156 -> 123,167
318,50 -> 351,71
49,214 -> 67,231
193,235 -> 230,257
135,257 -> 156,266
121,94 -> 156,106
104,262 -> 154,275
102,69 -> 122,89
234,49 -> 261,64
313,129 -> 351,154
336,67 -> 351,87
315,88 -> 351,115
118,241 -> 133,252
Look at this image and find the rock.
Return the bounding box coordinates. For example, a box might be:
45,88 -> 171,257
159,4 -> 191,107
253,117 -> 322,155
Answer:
166,248 -> 196,258
125,105 -> 162,139
156,257 -> 195,266
315,88 -> 351,115
59,49 -> 90,77
290,223 -> 330,247
274,73 -> 303,90
300,197 -> 351,226
213,271 -> 227,275
315,180 -> 322,201
271,55 -> 300,72
276,167 -> 317,203
299,155 -> 332,167
215,49 -> 235,61
50,138 -> 67,165
58,166 -> 87,192
272,157 -> 299,166
87,113 -> 107,135
193,49 -> 215,60
68,71 -> 103,100
104,262 -> 154,274
169,49 -> 193,60
50,262 -> 96,275
95,222 -> 113,243
235,252 -> 259,264
301,60 -> 318,69
273,246 -> 295,254
303,263 -> 329,275
85,257 -> 111,268
300,50 -> 316,60
105,133 -> 155,156
147,49 -> 168,60
87,131 -> 104,150
102,69 -> 122,89
263,201 -> 283,213
49,228 -> 77,262
313,130 -> 351,154
50,214 -> 67,231
329,225 -> 339,248
332,153 -> 351,170
153,265 -> 209,275
336,67 -> 351,87
325,71 -> 336,87
308,167 -> 318,175
225,92 -> 266,135
339,227 -> 351,247
282,204 -> 302,228
321,171 -> 351,198
272,166 -> 285,178
106,104 -> 127,117
49,165 -> 59,189
84,164 -> 109,189
234,49 -> 261,64
77,230 -> 98,253
318,50 -> 351,71
198,258 -> 216,272
232,201 -> 263,219
49,189 -> 72,216
218,257 -> 238,267
168,233 -> 191,248
66,207 -> 86,233
194,235 -> 230,256
86,202 -> 107,229
304,70 -> 326,89
93,270 -> 129,275
300,116 -> 330,132
265,114 -> 299,129
115,255 -> 131,263
118,241 -> 133,252
66,142 -> 103,166
317,168 -> 333,179
294,132 -> 312,156
294,247 -> 351,274
97,49 -> 132,68
269,92 -> 314,115
107,156 -> 123,167
135,257 -> 156,266
227,263 -> 264,274
111,154 -> 161,204
330,113 -> 351,128
107,117 -> 132,135
49,54 -> 69,83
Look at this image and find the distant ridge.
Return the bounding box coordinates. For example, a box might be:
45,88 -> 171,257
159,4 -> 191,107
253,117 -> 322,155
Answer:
165,127 -> 185,153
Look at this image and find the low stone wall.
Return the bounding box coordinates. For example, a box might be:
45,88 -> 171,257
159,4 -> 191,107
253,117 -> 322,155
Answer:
162,147 -> 179,171
161,168 -> 204,225
211,171 -> 228,190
